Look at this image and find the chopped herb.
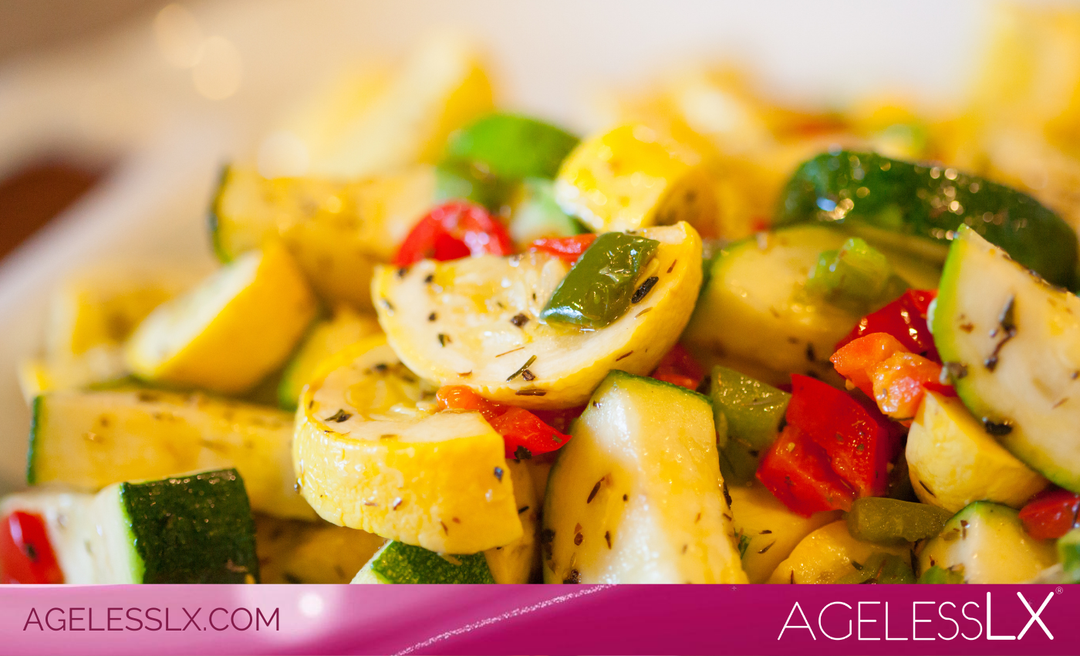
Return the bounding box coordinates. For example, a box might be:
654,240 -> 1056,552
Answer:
495,346 -> 525,358
615,351 -> 633,362
518,506 -> 530,515
635,307 -> 653,318
514,445 -> 533,460
587,480 -> 602,503
941,361 -> 967,383
574,533 -> 584,546
604,531 -> 612,549
438,333 -> 450,347
631,276 -> 659,304
440,521 -> 449,534
667,259 -> 677,273
396,267 -> 408,278
563,569 -> 581,584
805,343 -> 816,363
736,532 -> 751,558
325,409 -> 352,423
758,541 -> 776,555
373,363 -> 389,373
428,312 -> 437,322
622,494 -> 629,502
507,355 -> 537,381
510,313 -> 529,328
521,370 -> 536,382
423,274 -> 434,284
985,295 -> 1017,371
515,388 -> 547,397
494,466 -> 504,482
982,417 -> 1013,436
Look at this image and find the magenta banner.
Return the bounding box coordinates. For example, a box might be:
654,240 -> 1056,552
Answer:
0,584 -> 1075,655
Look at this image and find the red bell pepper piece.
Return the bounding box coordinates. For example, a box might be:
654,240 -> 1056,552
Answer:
650,344 -> 705,391
831,333 -> 909,397
528,234 -> 597,263
757,425 -> 856,517
785,374 -> 901,498
394,201 -> 514,266
836,289 -> 939,362
1019,488 -> 1080,540
870,352 -> 943,420
0,511 -> 63,584
437,386 -> 571,459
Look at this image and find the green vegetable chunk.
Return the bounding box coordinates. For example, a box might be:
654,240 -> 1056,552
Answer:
445,113 -> 579,180
434,159 -> 515,211
352,541 -> 495,584
1060,529 -> 1080,584
917,565 -> 965,584
846,497 -> 953,545
540,232 -> 659,329
121,469 -> 259,584
709,366 -> 790,483
835,552 -> 915,584
776,150 -> 1078,286
805,237 -> 908,313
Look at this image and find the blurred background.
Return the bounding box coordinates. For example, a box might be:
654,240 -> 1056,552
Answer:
3,0 -> 1080,489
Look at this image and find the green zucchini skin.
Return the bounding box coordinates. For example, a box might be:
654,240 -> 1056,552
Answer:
775,150 -> 1078,287
120,469 -> 259,584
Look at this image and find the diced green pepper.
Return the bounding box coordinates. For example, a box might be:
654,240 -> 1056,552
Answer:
445,113 -> 579,180
804,237 -> 908,313
539,232 -> 658,329
776,150 -> 1078,287
917,564 -> 965,584
836,552 -> 915,584
847,497 -> 953,545
1059,528 -> 1080,584
709,366 -> 790,484
507,178 -> 584,246
434,159 -> 515,211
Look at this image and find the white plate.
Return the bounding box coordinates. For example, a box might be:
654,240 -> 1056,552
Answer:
0,0 -> 987,492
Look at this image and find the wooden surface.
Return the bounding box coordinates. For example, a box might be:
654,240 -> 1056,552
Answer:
0,160 -> 104,261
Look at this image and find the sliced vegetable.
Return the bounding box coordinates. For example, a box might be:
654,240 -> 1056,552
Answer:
444,113 -> 579,180
709,366 -> 790,484
277,306 -> 382,411
293,336 -> 522,553
830,332 -> 909,397
125,245 -> 317,394
918,501 -> 1058,584
542,371 -> 746,583
509,179 -> 585,247
869,352 -> 943,420
210,165 -> 435,309
254,516 -> 385,584
727,482 -> 841,583
757,425 -> 855,516
0,511 -> 64,584
528,234 -> 596,264
437,386 -> 570,459
785,374 -> 901,499
906,391 -> 1048,513
932,225 -> 1080,492
835,289 -> 938,361
539,232 -> 659,329
1018,488 -> 1080,540
1,469 -> 259,584
352,541 -> 495,584
776,150 -> 1078,286
804,237 -> 907,314
393,201 -> 513,266
373,223 -> 702,409
846,497 -> 953,545
28,389 -> 314,519
767,520 -> 911,584
555,124 -> 719,236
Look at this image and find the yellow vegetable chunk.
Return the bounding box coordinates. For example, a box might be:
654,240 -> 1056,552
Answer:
906,392 -> 1048,513
125,245 -> 317,395
255,516 -> 385,584
293,336 -> 522,553
484,458 -> 540,584
555,124 -> 718,236
373,223 -> 703,409
767,520 -> 910,585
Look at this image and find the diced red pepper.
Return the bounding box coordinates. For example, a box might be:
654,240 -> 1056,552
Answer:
394,201 -> 513,266
786,374 -> 901,498
757,425 -> 855,517
528,234 -> 597,263
831,333 -> 909,397
836,289 -> 939,362
437,386 -> 571,459
870,352 -> 943,420
650,344 -> 705,391
0,511 -> 63,584
1019,488 -> 1080,540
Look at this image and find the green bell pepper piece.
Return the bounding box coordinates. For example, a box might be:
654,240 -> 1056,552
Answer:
445,112 -> 579,180
805,237 -> 908,313
709,366 -> 790,484
776,150 -> 1078,287
539,232 -> 658,329
847,497 -> 954,545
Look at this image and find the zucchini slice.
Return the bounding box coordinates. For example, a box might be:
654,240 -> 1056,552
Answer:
28,389 -> 313,520
907,391 -> 1048,512
933,225 -> 1080,492
125,245 -> 317,395
373,222 -> 703,409
767,520 -> 911,584
352,541 -> 495,584
293,336 -> 522,553
542,371 -> 746,584
1,469 -> 259,584
918,502 -> 1058,584
554,124 -> 719,236
210,165 -> 436,310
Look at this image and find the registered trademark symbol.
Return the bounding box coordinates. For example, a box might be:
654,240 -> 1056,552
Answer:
1056,586 -> 1064,595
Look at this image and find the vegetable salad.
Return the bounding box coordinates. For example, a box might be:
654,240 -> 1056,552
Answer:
6,3 -> 1080,585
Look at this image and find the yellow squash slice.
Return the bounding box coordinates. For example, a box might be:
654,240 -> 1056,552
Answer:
372,223 -> 703,409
